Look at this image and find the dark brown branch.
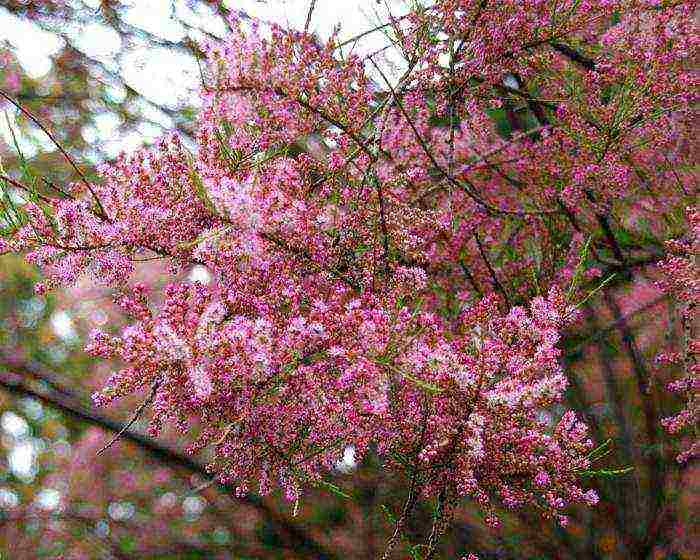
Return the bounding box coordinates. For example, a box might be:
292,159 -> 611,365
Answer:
0,369 -> 336,560
381,404 -> 430,560
474,232 -> 511,306
261,231 -> 361,291
222,84 -> 385,162
380,468 -> 419,560
550,42 -> 596,71
0,173 -> 53,205
304,0 -> 317,33
367,57 -> 559,218
602,292 -> 664,553
423,490 -> 446,560
564,294 -> 667,359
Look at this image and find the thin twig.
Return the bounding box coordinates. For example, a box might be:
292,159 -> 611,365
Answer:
381,468 -> 419,560
0,88 -> 109,220
381,404 -> 430,559
550,42 -> 596,71
0,173 -> 53,204
474,232 -> 511,306
96,378 -> 161,455
365,57 -> 558,218
0,368 -> 337,559
423,491 -> 446,560
260,232 -> 361,291
303,0 -> 317,34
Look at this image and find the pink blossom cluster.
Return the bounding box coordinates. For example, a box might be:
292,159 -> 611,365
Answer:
656,207 -> 699,463
86,279 -> 597,524
0,50 -> 22,95
2,0 -> 697,531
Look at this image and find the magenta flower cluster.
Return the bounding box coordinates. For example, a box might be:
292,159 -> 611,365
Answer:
657,207 -> 699,464
2,0 -> 697,530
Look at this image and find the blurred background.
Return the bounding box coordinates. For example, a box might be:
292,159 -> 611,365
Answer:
0,1 -> 697,558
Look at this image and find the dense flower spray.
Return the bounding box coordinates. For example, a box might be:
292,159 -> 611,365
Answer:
656,207 -> 699,464
1,0 -> 697,552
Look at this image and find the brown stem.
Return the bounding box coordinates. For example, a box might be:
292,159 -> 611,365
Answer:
550,42 -> 596,71
304,0 -> 317,33
0,367 -> 337,560
474,232 -> 511,306
96,377 -> 162,455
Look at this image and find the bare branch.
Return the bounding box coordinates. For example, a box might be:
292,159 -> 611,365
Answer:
304,0 -> 317,34
0,88 -> 109,221
0,366 -> 337,560
96,377 -> 161,455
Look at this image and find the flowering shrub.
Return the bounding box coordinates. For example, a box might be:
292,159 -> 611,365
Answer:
1,0 -> 697,554
657,207 -> 699,464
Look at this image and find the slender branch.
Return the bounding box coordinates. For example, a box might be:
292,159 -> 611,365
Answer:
380,467 -> 419,560
423,490 -> 446,560
222,84 -> 384,162
564,294 -> 667,359
0,88 -> 109,221
304,0 -> 317,34
459,259 -> 483,296
0,368 -> 337,560
332,9 -> 426,52
366,56 -> 559,218
96,377 -> 161,455
381,404 -> 430,560
474,232 -> 511,306
602,292 -> 664,550
373,174 -> 392,276
0,173 -> 53,205
550,42 -> 596,71
260,231 -> 361,291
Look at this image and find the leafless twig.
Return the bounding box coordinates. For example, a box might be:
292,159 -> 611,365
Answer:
96,378 -> 161,455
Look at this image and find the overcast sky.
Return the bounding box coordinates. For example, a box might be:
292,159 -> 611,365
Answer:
0,0 -> 415,159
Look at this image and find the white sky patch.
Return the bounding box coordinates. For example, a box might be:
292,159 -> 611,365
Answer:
176,0 -> 227,38
1,411 -> 30,438
1,0 -> 413,158
158,491 -> 178,509
0,8 -> 64,78
0,488 -> 19,509
94,112 -> 122,137
0,111 -> 41,160
183,495 -> 206,517
503,74 -> 520,89
108,501 -> 136,521
101,129 -> 146,160
88,308 -> 109,326
335,445 -> 357,473
9,439 -> 37,480
35,488 -> 61,510
95,519 -> 110,538
53,439 -> 72,458
83,111 -> 124,149
224,0 -> 406,44
123,0 -> 187,42
51,310 -> 77,341
121,46 -> 200,108
72,22 -> 122,58
137,121 -> 166,145
188,265 -> 211,284
227,0 -> 411,82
